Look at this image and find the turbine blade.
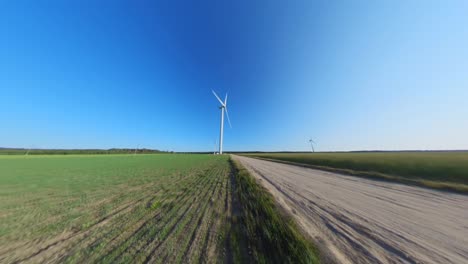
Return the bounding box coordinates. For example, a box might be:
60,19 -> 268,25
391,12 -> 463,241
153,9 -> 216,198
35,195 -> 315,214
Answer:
225,107 -> 232,128
224,93 -> 228,106
212,90 -> 225,106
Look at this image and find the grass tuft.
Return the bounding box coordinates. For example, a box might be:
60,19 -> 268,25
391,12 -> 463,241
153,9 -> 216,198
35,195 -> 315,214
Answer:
149,201 -> 162,210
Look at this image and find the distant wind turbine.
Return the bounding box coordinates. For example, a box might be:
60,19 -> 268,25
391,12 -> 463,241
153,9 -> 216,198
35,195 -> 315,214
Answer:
25,145 -> 34,156
134,144 -> 139,155
309,138 -> 315,152
212,90 -> 232,154
213,139 -> 218,155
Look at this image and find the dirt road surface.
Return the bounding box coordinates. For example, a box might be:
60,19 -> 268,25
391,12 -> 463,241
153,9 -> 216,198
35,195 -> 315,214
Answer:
233,155 -> 468,264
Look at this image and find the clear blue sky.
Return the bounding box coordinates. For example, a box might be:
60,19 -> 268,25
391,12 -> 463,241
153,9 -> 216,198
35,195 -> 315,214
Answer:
1,0 -> 467,152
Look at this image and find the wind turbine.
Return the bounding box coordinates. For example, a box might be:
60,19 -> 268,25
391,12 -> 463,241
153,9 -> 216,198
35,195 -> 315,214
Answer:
308,138 -> 315,152
212,90 -> 232,154
25,144 -> 34,156
134,144 -> 139,155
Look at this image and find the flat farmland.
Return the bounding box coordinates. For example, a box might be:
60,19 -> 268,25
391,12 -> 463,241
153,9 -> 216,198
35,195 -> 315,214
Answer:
245,152 -> 468,192
0,154 -> 232,263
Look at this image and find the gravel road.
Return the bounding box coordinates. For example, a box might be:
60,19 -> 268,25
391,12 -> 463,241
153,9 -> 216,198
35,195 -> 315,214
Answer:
233,155 -> 468,264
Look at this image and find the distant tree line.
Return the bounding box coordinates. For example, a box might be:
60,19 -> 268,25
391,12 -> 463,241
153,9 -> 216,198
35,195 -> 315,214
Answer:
0,148 -> 169,155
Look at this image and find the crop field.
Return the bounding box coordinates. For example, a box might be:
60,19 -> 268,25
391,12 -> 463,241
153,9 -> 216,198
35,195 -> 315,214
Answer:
0,154 -> 234,263
0,154 -> 318,263
244,152 -> 468,192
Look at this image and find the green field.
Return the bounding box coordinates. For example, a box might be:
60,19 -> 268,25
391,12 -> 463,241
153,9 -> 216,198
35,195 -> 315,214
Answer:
0,148 -> 164,155
244,152 -> 468,192
0,154 -> 318,263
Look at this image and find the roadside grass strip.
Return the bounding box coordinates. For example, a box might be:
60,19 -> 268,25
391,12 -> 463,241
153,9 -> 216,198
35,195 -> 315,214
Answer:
228,158 -> 320,264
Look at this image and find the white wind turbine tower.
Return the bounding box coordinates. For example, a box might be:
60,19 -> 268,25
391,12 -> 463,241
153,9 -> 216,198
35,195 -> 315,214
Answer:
212,90 -> 232,154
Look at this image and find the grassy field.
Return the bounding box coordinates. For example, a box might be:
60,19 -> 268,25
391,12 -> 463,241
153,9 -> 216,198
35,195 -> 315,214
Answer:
244,152 -> 468,193
0,148 -> 164,155
0,154 -> 318,263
